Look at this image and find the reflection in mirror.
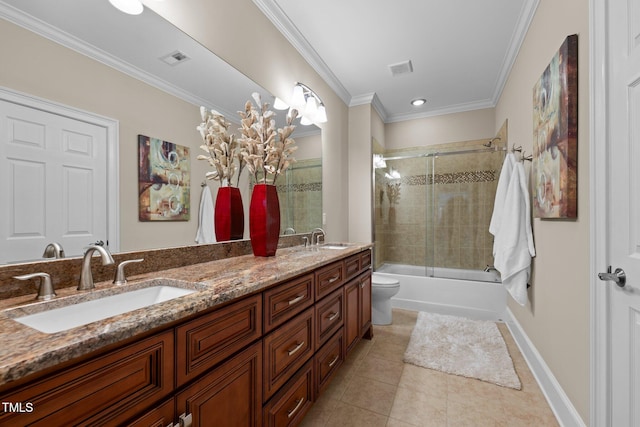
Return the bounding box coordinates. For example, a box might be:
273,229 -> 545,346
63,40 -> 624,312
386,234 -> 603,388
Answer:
0,0 -> 321,264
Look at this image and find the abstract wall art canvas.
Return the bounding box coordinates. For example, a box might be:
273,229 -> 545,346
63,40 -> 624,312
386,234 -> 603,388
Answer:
532,34 -> 578,218
138,135 -> 190,221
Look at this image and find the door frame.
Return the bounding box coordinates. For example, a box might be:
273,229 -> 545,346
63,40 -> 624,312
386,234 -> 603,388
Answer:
590,0 -> 611,425
0,86 -> 120,253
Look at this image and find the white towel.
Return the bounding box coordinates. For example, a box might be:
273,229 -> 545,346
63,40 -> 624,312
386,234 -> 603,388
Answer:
493,162 -> 536,306
489,153 -> 516,256
195,185 -> 216,244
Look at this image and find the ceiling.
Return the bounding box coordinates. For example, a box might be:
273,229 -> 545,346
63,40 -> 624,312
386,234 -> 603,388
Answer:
1,0 -> 538,125
253,0 -> 539,122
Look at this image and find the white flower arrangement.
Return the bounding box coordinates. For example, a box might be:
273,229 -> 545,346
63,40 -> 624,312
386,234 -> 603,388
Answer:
237,92 -> 298,185
196,107 -> 245,186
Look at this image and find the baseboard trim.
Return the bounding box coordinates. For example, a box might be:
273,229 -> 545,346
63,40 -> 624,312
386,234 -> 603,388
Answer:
504,308 -> 586,427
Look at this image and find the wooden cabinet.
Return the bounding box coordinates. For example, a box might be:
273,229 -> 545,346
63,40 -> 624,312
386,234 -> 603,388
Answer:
0,331 -> 174,426
314,328 -> 344,395
314,261 -> 344,300
263,307 -> 314,401
344,270 -> 373,356
314,287 -> 343,350
176,342 -> 262,427
263,273 -> 314,333
127,398 -> 175,427
0,249 -> 372,427
262,360 -> 314,427
176,294 -> 262,387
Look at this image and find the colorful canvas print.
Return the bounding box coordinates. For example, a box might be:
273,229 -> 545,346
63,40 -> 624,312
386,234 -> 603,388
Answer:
532,34 -> 578,218
138,135 -> 190,221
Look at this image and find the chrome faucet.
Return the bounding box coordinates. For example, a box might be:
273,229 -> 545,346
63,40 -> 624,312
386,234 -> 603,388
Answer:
311,228 -> 326,245
483,265 -> 498,273
13,272 -> 56,300
113,258 -> 144,285
78,244 -> 115,291
42,242 -> 65,259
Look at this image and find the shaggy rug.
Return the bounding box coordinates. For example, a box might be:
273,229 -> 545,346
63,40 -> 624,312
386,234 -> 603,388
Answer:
403,312 -> 521,389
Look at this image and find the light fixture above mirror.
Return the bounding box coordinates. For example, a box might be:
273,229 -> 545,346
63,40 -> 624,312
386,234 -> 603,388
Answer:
108,0 -> 143,15
274,82 -> 327,125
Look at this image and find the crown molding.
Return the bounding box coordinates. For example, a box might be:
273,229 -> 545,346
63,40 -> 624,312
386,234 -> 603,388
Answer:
490,0 -> 540,104
385,98 -> 496,123
0,2 -> 237,118
349,92 -> 388,122
251,0 -> 352,106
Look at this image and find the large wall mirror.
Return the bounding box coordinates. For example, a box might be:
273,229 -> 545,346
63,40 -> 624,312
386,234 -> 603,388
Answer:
0,0 -> 322,264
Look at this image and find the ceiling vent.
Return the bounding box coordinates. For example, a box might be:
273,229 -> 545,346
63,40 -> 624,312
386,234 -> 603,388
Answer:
160,50 -> 190,66
389,60 -> 413,77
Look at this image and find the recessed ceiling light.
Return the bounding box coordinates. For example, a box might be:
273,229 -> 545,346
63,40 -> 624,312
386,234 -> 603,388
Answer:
411,98 -> 426,107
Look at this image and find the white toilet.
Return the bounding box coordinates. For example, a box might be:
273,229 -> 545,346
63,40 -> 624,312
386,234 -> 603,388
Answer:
371,273 -> 400,325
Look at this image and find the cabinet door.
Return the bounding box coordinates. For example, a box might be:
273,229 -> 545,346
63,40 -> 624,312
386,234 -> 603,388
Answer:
343,279 -> 360,355
359,272 -> 373,339
0,331 -> 174,426
176,342 -> 262,427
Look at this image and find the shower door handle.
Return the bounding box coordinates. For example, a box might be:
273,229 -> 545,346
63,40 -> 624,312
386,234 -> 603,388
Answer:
598,266 -> 626,288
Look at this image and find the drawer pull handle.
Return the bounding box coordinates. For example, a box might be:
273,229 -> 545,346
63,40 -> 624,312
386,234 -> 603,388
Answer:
288,295 -> 305,306
328,354 -> 340,367
287,341 -> 305,356
287,397 -> 305,418
327,275 -> 340,284
327,311 -> 339,321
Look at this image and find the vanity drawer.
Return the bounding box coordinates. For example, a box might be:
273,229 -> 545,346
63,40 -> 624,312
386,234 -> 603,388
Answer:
315,328 -> 344,395
314,287 -> 344,350
263,307 -> 314,401
360,249 -> 372,270
176,294 -> 262,387
263,273 -> 314,333
262,360 -> 314,427
344,253 -> 361,281
315,261 -> 345,300
0,331 -> 174,426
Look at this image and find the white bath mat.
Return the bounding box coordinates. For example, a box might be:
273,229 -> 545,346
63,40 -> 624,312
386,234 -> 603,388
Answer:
403,311 -> 521,389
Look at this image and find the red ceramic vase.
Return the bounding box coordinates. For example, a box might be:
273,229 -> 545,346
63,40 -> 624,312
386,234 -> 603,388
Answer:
214,186 -> 244,241
249,184 -> 281,257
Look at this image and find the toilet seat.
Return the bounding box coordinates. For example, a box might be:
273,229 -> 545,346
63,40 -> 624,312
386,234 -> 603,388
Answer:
372,274 -> 399,286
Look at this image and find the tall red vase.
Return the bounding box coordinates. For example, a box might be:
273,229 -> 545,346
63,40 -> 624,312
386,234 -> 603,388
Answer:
249,184 -> 281,257
214,186 -> 244,241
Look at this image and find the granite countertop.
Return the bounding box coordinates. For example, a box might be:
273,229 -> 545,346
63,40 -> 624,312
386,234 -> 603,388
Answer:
0,243 -> 372,388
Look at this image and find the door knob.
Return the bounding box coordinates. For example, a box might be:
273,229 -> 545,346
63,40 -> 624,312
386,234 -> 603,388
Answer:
598,267 -> 626,288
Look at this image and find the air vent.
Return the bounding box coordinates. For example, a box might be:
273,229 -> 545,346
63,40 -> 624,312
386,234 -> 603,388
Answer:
160,50 -> 190,66
388,60 -> 413,77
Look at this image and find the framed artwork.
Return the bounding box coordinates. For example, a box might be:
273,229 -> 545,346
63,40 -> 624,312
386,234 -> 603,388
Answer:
138,135 -> 190,221
532,34 -> 578,218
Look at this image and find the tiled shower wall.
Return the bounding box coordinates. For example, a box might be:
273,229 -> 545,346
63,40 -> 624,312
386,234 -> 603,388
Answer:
374,142 -> 504,271
277,158 -> 322,234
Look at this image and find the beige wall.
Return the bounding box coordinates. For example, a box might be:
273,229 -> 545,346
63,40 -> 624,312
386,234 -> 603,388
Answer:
494,0 -> 590,422
385,108 -> 496,151
1,18 -> 211,252
347,104 -> 373,243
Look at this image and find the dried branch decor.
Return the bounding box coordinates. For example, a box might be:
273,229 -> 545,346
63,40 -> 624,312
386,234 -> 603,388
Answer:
196,107 -> 245,187
238,92 -> 298,185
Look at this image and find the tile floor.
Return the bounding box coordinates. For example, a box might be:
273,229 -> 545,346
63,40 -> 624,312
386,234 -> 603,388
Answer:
300,309 -> 559,427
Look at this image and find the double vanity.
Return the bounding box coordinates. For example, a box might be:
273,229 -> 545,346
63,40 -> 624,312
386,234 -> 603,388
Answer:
0,242 -> 372,426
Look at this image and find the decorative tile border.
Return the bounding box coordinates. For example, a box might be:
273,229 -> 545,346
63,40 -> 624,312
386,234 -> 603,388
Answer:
398,170 -> 496,186
276,182 -> 322,192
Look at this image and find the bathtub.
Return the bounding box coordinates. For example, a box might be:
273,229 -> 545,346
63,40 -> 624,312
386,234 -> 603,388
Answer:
374,263 -> 507,321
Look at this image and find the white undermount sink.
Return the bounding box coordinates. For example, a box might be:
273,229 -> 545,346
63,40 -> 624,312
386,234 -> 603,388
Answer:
319,243 -> 350,250
13,285 -> 196,334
